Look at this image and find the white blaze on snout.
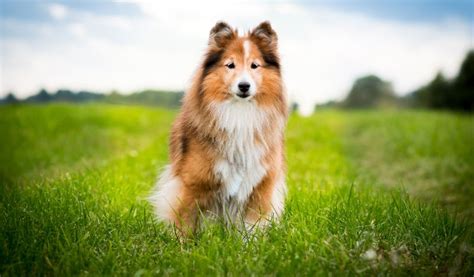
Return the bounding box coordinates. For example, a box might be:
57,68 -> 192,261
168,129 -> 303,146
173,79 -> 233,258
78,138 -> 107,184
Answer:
230,40 -> 257,98
243,40 -> 250,60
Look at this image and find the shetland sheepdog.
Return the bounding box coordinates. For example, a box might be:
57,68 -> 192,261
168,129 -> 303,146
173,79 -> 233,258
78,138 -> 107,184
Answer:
150,21 -> 287,234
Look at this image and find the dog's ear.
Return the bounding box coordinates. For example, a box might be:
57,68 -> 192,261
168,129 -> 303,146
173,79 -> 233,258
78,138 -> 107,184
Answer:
209,21 -> 236,48
250,21 -> 278,49
250,21 -> 280,69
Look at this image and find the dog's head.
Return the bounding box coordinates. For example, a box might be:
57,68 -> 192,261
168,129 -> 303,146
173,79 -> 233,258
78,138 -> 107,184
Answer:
199,21 -> 281,103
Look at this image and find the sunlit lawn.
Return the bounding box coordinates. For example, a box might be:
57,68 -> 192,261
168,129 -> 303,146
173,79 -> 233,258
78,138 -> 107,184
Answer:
1,104 -> 472,275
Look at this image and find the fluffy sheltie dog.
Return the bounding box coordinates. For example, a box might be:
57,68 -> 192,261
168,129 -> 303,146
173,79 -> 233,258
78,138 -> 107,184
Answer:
150,21 -> 287,234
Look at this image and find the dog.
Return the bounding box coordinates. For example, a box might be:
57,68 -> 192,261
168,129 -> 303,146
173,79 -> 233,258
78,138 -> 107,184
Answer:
149,21 -> 288,235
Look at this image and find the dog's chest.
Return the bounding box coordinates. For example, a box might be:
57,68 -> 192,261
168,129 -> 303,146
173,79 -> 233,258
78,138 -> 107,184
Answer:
214,145 -> 266,203
212,101 -> 269,203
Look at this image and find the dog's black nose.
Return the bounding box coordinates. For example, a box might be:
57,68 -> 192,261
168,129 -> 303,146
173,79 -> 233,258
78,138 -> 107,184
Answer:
238,82 -> 250,93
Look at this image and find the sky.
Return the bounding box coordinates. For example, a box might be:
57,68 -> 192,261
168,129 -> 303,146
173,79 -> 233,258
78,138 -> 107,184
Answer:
1,0 -> 473,114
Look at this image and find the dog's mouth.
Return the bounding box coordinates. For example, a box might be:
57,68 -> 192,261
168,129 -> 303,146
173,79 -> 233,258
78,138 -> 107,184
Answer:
232,92 -> 255,102
236,92 -> 250,99
226,90 -> 255,101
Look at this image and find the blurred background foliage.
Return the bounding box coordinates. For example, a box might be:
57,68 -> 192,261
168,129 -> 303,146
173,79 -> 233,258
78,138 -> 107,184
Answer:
319,50 -> 474,112
1,88 -> 184,109
3,50 -> 472,113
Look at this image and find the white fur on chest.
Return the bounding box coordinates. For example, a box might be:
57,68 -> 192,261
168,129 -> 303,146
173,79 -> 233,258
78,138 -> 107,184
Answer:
211,100 -> 269,203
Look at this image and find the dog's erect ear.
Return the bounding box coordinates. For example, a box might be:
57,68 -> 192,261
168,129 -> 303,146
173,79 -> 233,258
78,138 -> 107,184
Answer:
209,21 -> 236,48
250,21 -> 278,49
250,21 -> 280,69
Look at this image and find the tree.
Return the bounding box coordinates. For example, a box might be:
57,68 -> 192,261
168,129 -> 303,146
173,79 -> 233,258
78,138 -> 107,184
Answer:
55,89 -> 75,101
453,50 -> 474,111
343,75 -> 396,108
1,93 -> 18,104
26,89 -> 52,103
290,102 -> 299,113
427,72 -> 451,109
409,50 -> 473,111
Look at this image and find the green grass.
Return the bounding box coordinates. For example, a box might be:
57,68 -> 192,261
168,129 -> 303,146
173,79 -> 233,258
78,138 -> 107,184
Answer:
342,111 -> 474,219
1,104 -> 472,275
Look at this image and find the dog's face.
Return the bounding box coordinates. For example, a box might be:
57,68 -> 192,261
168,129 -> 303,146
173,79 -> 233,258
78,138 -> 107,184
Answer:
200,21 -> 281,103
222,38 -> 262,99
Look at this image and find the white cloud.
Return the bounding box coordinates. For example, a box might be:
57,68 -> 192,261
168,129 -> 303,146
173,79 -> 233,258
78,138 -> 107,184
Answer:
1,1 -> 471,115
48,4 -> 68,20
68,23 -> 87,38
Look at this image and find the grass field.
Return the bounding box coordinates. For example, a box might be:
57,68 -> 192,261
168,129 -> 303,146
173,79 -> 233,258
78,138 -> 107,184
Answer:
1,104 -> 473,275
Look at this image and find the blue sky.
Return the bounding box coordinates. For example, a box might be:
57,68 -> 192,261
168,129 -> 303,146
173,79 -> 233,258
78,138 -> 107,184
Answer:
1,1 -> 141,21
309,1 -> 473,22
2,1 -> 471,23
1,0 -> 472,114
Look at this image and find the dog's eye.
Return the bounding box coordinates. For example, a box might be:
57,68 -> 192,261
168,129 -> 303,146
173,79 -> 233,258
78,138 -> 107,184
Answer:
226,63 -> 235,69
251,63 -> 259,69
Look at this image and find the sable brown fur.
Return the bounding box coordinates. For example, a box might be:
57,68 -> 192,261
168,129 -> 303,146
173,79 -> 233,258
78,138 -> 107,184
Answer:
150,21 -> 288,235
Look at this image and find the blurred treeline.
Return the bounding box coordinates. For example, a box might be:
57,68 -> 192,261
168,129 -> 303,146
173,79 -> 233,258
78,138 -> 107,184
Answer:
1,89 -> 184,109
2,50 -> 472,112
317,50 -> 474,112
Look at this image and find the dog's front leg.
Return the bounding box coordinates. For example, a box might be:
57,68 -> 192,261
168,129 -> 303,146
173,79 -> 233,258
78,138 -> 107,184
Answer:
244,171 -> 287,230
